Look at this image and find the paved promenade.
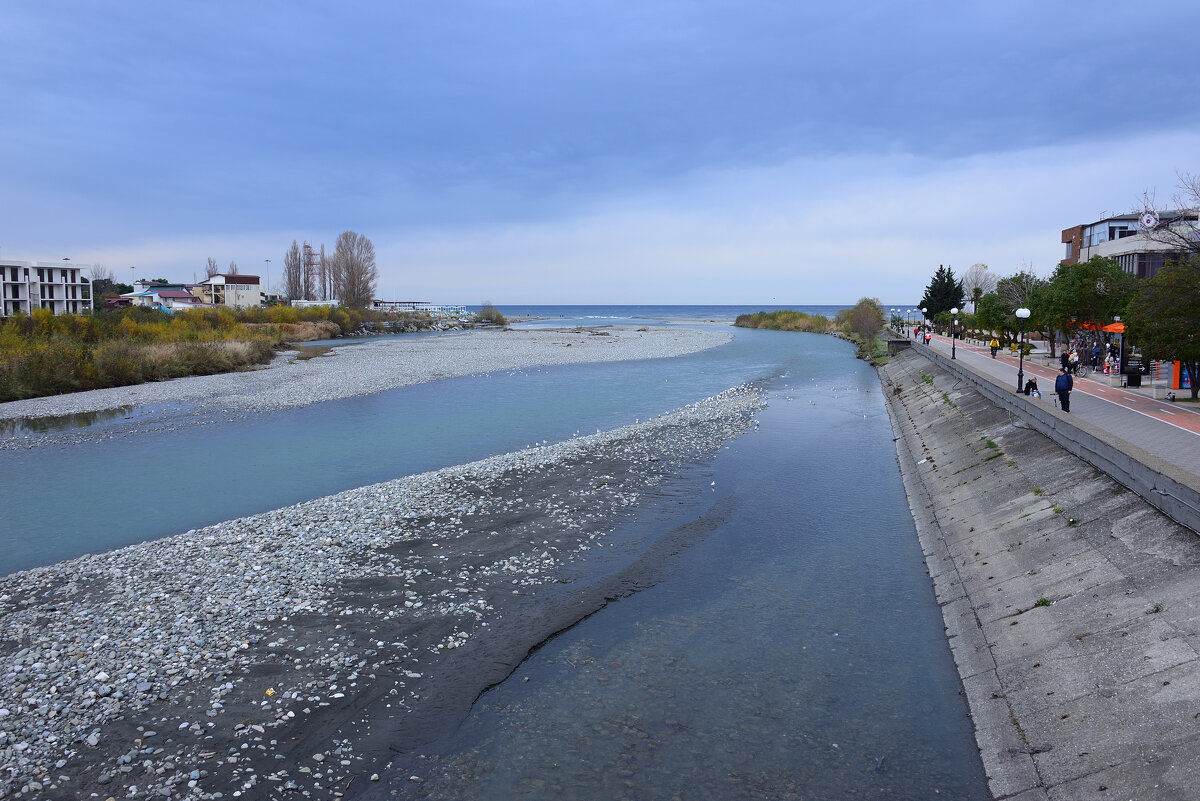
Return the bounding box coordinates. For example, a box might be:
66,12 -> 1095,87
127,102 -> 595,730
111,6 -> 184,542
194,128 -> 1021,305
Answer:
881,348 -> 1200,801
912,332 -> 1200,476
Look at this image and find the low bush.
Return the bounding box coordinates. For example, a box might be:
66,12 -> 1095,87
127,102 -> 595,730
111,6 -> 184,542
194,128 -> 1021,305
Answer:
734,310 -> 833,332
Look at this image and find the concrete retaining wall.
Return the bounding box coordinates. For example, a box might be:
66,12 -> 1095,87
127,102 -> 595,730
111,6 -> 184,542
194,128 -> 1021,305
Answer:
917,346 -> 1200,534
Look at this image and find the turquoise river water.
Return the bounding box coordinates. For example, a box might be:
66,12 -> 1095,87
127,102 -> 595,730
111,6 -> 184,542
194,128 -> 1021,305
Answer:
0,313 -> 986,799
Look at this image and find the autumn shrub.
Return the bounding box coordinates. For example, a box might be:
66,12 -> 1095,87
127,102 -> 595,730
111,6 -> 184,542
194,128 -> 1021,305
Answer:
734,310 -> 832,332
0,304 -> 346,400
475,302 -> 508,327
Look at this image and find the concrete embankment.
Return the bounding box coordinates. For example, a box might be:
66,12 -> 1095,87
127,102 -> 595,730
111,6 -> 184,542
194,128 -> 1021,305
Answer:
880,348 -> 1200,801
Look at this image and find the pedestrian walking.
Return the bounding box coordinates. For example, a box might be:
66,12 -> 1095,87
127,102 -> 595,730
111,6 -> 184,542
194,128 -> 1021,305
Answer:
1055,367 -> 1073,413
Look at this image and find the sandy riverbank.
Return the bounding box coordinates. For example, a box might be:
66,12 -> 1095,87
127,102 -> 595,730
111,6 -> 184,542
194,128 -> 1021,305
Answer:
0,329 -> 758,799
0,327 -> 732,423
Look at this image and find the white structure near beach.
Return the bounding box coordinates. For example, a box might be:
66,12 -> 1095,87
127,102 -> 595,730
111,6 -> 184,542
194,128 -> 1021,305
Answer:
196,274 -> 261,309
371,300 -> 468,318
290,299 -> 340,309
1,260 -> 92,318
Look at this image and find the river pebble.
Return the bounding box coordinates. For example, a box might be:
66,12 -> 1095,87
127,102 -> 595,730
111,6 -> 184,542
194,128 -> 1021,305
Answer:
0,381 -> 763,799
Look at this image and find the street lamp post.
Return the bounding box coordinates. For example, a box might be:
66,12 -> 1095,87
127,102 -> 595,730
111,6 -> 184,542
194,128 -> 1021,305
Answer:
950,307 -> 959,359
1015,307 -> 1031,393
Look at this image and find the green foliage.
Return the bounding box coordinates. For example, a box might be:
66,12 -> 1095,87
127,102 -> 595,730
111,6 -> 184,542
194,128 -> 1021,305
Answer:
475,301 -> 508,327
733,310 -> 833,332
839,298 -> 885,341
920,265 -> 965,318
1034,597 -> 1051,607
1126,256 -> 1200,399
1045,256 -> 1137,336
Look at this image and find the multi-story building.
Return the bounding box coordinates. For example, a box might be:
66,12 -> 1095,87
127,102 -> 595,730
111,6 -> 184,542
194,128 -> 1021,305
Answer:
1061,210 -> 1198,278
1,260 -> 92,318
195,274 -> 262,308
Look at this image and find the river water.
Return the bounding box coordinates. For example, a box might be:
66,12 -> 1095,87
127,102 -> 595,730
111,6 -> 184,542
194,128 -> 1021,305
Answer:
372,327 -> 988,800
0,317 -> 987,799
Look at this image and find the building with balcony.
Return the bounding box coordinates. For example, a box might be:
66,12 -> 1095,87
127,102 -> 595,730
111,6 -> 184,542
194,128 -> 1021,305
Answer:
1061,210 -> 1198,278
196,274 -> 262,308
1,260 -> 92,318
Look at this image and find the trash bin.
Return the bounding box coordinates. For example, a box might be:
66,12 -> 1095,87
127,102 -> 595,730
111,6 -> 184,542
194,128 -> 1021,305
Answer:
1126,373 -> 1141,388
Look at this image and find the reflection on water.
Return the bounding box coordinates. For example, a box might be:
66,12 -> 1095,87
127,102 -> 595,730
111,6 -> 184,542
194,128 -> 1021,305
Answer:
0,405 -> 135,436
386,345 -> 989,800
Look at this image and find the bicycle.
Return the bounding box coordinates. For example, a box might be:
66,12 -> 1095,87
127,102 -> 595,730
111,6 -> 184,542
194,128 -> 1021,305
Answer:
1071,362 -> 1090,378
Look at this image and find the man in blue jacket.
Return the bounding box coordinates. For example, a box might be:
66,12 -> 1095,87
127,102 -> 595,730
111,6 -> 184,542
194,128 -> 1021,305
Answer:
1055,367 -> 1073,412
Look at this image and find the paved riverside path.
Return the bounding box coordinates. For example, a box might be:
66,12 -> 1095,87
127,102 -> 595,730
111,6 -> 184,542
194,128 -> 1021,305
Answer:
913,332 -> 1200,476
881,348 -> 1200,801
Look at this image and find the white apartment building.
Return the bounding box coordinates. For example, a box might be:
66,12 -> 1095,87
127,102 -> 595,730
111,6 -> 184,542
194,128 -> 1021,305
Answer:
1,260 -> 92,318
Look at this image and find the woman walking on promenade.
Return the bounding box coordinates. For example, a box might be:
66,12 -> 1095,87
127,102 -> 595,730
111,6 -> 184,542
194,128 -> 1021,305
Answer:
1055,367 -> 1073,412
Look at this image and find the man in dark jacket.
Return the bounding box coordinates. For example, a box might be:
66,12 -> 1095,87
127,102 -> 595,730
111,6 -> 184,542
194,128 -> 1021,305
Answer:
1055,367 -> 1073,412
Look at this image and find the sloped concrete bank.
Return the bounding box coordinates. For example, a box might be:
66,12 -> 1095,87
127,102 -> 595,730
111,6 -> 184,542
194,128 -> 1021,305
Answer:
880,348 -> 1200,801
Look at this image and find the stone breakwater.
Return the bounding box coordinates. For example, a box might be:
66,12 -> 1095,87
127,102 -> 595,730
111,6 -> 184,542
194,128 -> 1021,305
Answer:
0,328 -> 732,423
0,383 -> 763,799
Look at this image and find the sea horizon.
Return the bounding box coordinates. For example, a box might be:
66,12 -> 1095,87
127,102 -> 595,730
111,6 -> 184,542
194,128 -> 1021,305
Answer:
479,302 -> 926,320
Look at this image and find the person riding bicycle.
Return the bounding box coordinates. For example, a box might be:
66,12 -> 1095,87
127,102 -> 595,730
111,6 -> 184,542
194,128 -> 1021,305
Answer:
989,337 -> 1000,358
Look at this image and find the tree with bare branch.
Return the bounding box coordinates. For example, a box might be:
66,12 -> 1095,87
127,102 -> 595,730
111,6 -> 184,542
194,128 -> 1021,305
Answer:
205,257 -> 219,278
228,260 -> 239,275
330,231 -> 378,308
318,244 -> 330,301
87,263 -> 119,298
302,242 -> 318,301
1136,172 -> 1200,256
961,263 -> 997,311
283,241 -> 304,300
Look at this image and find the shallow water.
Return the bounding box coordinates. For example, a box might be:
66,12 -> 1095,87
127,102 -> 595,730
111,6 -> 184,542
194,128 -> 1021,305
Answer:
2,326 -> 785,574
380,334 -> 988,799
0,323 -> 989,798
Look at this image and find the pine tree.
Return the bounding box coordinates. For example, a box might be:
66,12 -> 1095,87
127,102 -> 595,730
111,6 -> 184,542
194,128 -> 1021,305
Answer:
920,265 -> 965,318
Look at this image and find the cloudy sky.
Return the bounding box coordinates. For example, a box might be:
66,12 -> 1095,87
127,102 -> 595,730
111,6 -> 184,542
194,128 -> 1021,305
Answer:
2,1 -> 1198,304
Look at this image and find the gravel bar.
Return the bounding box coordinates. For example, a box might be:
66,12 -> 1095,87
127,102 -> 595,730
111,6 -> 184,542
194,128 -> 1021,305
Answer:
0,381 -> 764,799
0,327 -> 732,422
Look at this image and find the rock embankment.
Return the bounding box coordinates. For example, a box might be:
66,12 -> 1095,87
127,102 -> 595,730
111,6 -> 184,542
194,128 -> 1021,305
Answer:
881,348 -> 1200,800
0,384 -> 763,799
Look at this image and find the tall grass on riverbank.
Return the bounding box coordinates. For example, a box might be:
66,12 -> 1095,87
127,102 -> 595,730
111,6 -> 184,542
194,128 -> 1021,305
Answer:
0,305 -> 400,402
734,310 -> 834,332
